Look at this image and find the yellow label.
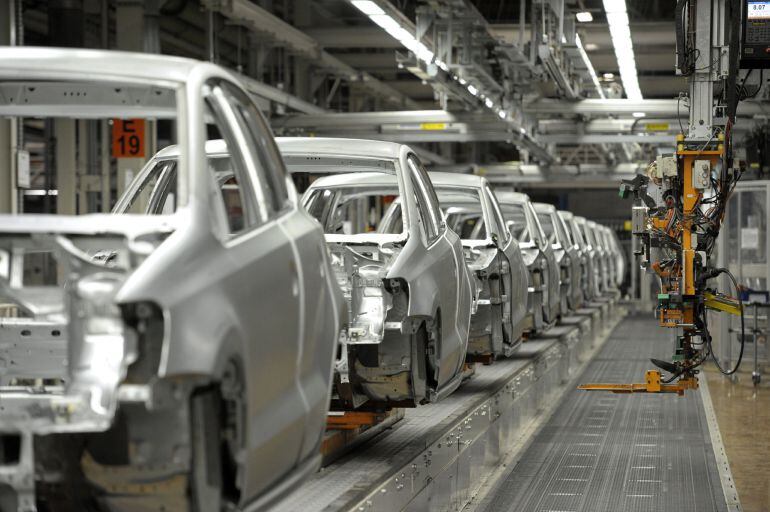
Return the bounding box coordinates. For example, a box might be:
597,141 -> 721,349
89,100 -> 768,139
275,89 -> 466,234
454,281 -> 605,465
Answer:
624,220 -> 632,231
420,123 -> 447,131
645,123 -> 670,132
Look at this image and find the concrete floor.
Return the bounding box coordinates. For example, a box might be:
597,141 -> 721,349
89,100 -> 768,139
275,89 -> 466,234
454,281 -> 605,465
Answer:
705,365 -> 770,512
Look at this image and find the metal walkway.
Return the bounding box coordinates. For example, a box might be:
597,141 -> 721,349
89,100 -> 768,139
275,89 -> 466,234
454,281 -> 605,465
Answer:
476,315 -> 733,512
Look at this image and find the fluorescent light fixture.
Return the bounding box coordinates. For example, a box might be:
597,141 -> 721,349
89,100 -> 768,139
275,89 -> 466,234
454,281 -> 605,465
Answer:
458,77 -> 467,85
602,0 -> 642,100
467,84 -> 479,96
575,34 -> 605,99
576,11 -> 593,22
351,0 -> 384,15
484,98 -> 494,108
497,110 -> 507,119
357,9 -> 434,63
632,112 -> 646,118
435,59 -> 449,72
584,42 -> 599,51
603,72 -> 615,79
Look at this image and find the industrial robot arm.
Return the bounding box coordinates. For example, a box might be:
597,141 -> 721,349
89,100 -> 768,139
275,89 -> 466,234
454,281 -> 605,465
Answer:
580,0 -> 756,395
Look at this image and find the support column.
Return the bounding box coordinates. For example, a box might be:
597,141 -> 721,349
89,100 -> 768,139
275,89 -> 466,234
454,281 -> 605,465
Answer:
114,0 -> 150,199
55,120 -> 77,215
0,0 -> 17,214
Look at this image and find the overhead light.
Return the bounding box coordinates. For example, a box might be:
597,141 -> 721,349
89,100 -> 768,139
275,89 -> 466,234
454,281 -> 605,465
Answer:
353,4 -> 435,64
484,98 -> 494,108
602,0 -> 642,100
458,77 -> 467,85
497,110 -> 507,119
584,42 -> 599,51
632,112 -> 646,118
576,34 -> 605,99
435,59 -> 449,72
350,0 -> 384,16
467,84 -> 479,96
603,72 -> 615,79
576,11 -> 593,22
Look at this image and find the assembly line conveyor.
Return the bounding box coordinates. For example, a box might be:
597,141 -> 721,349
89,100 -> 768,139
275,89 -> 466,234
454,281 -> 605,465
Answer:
269,300 -> 738,512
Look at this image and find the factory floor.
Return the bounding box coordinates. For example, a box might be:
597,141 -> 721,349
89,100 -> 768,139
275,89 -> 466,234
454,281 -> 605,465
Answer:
704,365 -> 770,512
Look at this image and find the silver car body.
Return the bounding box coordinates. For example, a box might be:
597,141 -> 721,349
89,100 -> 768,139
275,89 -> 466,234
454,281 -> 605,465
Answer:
277,138 -> 474,409
495,192 -> 560,330
558,211 -> 596,303
533,203 -> 582,313
587,220 -> 610,293
596,225 -> 617,290
572,215 -> 602,298
0,48 -> 342,510
421,173 -> 529,359
606,227 -> 626,288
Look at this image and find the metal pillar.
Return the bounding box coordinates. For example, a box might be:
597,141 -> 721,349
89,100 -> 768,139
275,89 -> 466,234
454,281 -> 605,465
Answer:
55,120 -> 77,215
688,0 -> 720,140
0,0 -> 18,214
114,0 -> 151,199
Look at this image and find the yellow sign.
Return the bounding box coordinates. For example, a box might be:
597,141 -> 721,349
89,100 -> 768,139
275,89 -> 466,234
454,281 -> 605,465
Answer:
420,123 -> 447,131
624,220 -> 632,231
645,123 -> 670,132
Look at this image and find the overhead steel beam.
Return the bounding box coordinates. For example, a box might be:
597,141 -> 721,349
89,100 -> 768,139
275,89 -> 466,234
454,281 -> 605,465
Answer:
291,130 -> 514,143
526,99 -> 769,117
202,0 -> 421,109
539,133 -> 677,144
274,110 -> 494,129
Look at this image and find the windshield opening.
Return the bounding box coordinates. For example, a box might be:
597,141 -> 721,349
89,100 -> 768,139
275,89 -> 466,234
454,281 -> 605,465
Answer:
500,203 -> 532,243
435,189 -> 487,241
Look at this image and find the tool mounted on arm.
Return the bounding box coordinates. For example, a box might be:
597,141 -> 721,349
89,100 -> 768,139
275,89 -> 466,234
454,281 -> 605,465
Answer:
579,0 -> 765,395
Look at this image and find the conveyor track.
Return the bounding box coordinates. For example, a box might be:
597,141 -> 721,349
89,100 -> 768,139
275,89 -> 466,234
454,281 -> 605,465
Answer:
476,315 -> 732,512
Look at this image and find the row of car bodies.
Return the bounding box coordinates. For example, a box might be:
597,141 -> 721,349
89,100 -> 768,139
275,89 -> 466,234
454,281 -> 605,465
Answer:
0,49 -> 626,511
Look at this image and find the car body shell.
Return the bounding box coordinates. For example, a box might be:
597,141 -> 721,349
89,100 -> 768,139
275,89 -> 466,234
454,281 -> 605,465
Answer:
0,48 -> 343,509
572,215 -> 603,299
277,137 -> 474,409
533,202 -> 582,313
606,227 -> 626,288
418,173 -> 528,359
558,210 -> 596,303
494,191 -> 560,330
586,220 -> 611,293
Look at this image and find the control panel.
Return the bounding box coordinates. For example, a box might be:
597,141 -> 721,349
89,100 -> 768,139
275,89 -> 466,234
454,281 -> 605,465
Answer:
742,0 -> 770,67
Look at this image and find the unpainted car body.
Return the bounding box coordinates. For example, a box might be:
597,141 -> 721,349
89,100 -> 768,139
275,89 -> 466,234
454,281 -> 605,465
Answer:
558,210 -> 597,303
533,203 -> 582,313
495,192 -> 560,331
0,49 -> 342,511
572,215 -> 603,298
606,227 -> 626,288
586,220 -> 610,293
277,138 -> 474,409
595,225 -> 617,291
419,173 -> 528,359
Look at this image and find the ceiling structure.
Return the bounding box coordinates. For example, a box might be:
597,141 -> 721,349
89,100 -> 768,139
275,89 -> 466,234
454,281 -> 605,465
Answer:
18,0 -> 768,182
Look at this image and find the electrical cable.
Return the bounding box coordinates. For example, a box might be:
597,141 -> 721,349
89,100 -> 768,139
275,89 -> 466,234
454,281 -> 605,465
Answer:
708,268 -> 746,375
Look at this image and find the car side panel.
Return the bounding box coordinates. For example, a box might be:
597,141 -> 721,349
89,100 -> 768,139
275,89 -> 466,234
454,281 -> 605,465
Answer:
277,207 -> 342,463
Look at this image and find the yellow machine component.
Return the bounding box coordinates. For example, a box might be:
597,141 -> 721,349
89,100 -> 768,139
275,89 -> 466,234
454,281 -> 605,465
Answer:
578,371 -> 699,396
704,291 -> 743,316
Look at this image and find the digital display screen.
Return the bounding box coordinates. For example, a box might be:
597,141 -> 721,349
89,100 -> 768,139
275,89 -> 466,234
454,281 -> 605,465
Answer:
748,1 -> 770,19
